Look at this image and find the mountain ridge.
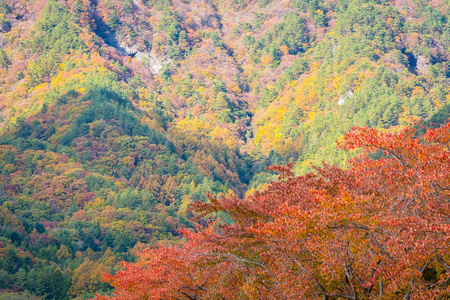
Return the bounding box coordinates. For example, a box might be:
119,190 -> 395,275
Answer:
0,0 -> 449,298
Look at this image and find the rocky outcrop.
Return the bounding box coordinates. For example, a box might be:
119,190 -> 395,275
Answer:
416,55 -> 430,74
100,30 -> 169,74
117,40 -> 140,57
135,52 -> 171,74
338,90 -> 353,106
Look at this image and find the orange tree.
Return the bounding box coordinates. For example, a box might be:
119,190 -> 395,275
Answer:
96,121 -> 450,300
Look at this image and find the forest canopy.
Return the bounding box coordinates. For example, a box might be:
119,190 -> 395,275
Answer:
0,0 -> 449,298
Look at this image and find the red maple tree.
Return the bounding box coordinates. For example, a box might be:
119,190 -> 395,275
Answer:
96,122 -> 450,300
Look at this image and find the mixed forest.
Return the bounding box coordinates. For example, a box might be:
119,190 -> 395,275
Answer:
0,0 -> 448,298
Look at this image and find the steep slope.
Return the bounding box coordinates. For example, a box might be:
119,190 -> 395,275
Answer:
0,0 -> 449,299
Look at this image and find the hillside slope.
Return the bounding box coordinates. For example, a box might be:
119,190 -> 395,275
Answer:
0,0 -> 449,298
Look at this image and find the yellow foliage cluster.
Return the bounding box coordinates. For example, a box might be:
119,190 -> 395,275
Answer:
208,126 -> 238,149
174,116 -> 212,136
70,257 -> 111,298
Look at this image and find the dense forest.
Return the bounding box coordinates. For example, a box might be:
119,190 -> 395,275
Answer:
0,0 -> 448,298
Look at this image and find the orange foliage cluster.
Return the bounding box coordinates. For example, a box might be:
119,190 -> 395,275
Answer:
98,121 -> 450,299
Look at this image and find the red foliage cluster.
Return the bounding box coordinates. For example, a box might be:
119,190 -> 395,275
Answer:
97,122 -> 450,299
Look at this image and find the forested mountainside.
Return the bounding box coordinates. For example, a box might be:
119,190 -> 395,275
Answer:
0,0 -> 449,298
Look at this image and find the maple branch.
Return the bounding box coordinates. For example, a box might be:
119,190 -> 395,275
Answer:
344,262 -> 359,300
435,252 -> 450,273
179,291 -> 200,300
179,280 -> 209,293
315,292 -> 355,299
349,222 -> 394,237
375,146 -> 411,168
379,279 -> 383,297
199,251 -> 281,285
424,125 -> 450,148
403,259 -> 433,300
294,258 -> 330,298
328,222 -> 395,261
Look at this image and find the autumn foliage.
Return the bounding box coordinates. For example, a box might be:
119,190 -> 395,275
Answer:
95,121 -> 450,299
